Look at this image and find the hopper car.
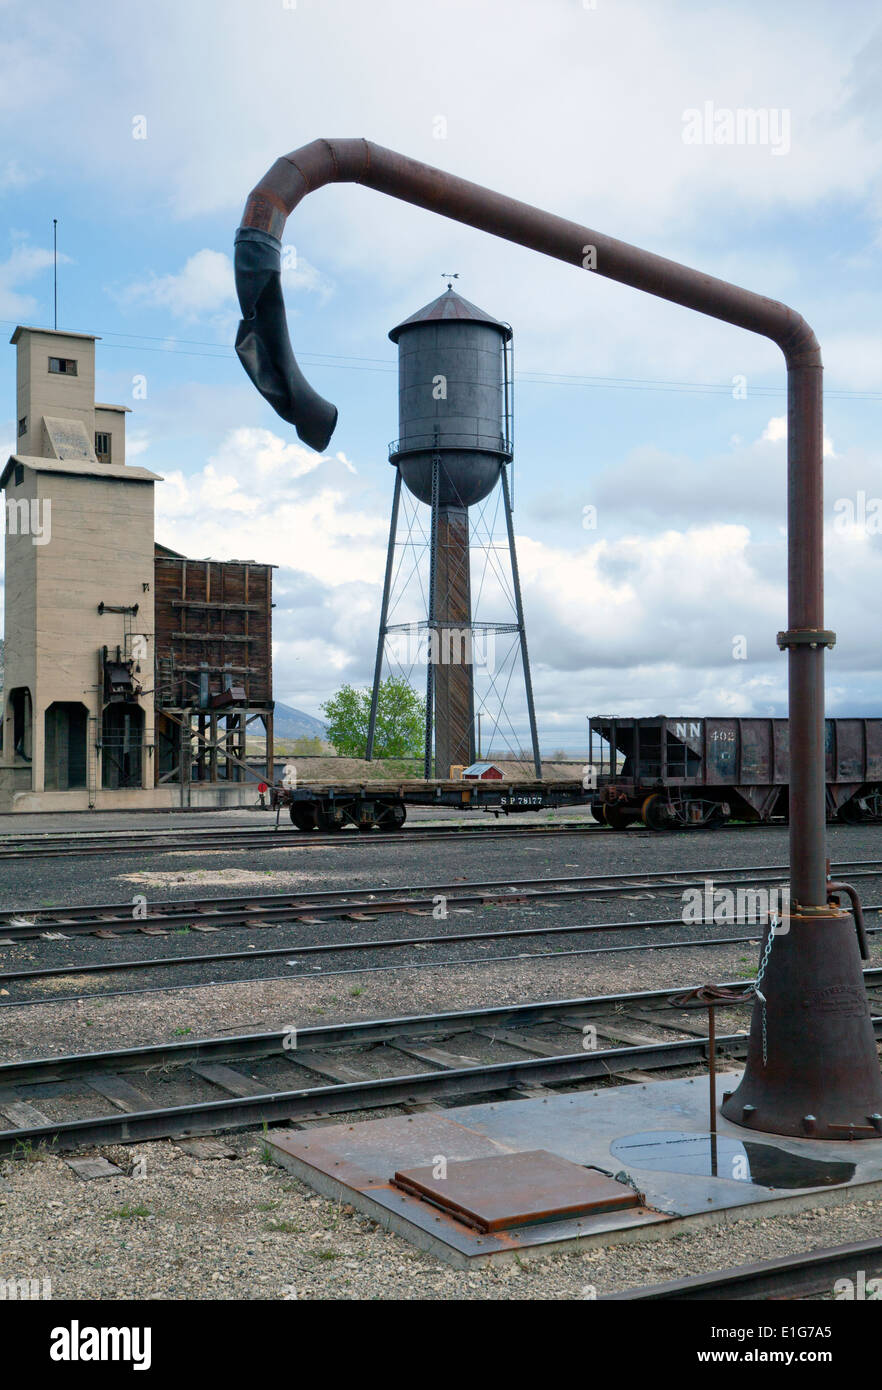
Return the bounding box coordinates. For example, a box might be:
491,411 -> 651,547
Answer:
590,715 -> 882,829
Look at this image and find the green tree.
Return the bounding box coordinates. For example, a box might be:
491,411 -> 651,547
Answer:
290,735 -> 325,755
321,677 -> 425,758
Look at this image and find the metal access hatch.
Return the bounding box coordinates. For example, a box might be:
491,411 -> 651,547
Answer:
392,1149 -> 642,1234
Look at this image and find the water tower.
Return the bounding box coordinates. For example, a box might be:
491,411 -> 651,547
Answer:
365,284 -> 540,778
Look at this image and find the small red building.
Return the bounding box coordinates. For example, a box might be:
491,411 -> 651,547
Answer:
463,762 -> 504,781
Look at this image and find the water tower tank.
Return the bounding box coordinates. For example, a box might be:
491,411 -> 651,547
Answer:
389,286 -> 512,503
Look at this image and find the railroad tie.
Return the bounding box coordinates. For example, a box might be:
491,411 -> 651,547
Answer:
0,1092 -> 51,1129
82,1073 -> 159,1113
557,1017 -> 661,1048
624,1008 -> 713,1038
387,1042 -> 481,1071
288,1051 -> 373,1085
473,1027 -> 563,1058
190,1063 -> 269,1098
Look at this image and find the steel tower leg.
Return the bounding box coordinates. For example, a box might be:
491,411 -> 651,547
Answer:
501,466 -> 541,778
366,469 -> 402,761
423,456 -> 440,779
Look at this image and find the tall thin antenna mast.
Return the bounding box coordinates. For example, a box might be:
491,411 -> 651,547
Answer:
53,219 -> 58,328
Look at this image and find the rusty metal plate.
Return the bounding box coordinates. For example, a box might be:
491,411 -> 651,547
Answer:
392,1149 -> 641,1233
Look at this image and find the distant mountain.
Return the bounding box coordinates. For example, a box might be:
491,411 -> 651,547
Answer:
271,701 -> 328,741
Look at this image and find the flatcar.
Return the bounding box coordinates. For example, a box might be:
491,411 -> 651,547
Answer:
589,715 -> 882,829
273,777 -> 594,832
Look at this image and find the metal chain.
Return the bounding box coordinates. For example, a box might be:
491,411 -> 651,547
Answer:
753,916 -> 778,1066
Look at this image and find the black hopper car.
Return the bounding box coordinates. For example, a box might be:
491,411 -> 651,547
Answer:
589,715 -> 882,830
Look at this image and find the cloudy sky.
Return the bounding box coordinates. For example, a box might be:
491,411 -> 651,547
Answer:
2,0 -> 881,751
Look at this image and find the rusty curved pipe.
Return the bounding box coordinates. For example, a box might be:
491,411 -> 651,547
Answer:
234,137 -> 828,905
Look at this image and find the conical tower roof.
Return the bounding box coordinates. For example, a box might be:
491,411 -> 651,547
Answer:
389,287 -> 512,342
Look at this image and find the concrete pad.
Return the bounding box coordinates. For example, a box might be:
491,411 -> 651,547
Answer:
265,1070 -> 882,1267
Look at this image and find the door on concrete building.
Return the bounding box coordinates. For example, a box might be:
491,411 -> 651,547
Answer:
101,703 -> 144,789
8,687 -> 32,761
44,702 -> 88,789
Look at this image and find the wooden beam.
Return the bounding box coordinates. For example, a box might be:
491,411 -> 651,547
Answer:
160,707 -> 264,782
171,600 -> 261,611
171,632 -> 252,642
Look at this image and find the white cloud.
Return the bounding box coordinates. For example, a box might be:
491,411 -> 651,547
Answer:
761,416 -> 787,444
762,414 -> 837,457
144,418 -> 882,728
3,2 -> 880,391
121,248 -> 332,323
0,243 -> 67,320
124,249 -> 233,318
0,159 -> 37,191
154,425 -> 386,583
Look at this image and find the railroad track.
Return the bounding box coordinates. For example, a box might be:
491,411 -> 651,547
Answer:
2,856 -> 881,941
604,1238 -> 882,1300
3,907 -> 881,1010
0,815 -> 797,862
1,973 -> 879,1153
0,819 -> 605,860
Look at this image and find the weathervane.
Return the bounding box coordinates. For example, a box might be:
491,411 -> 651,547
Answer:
441,272 -> 459,290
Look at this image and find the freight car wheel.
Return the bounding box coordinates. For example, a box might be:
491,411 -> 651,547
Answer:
371,798 -> 406,831
603,804 -> 630,831
640,794 -> 670,832
289,803 -> 318,832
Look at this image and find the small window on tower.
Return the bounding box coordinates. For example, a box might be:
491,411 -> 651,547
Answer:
48,356 -> 77,375
17,416 -> 27,437
95,432 -> 112,463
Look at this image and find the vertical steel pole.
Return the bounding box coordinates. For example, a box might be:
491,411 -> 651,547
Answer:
501,467 -> 541,778
786,362 -> 827,907
366,469 -> 402,761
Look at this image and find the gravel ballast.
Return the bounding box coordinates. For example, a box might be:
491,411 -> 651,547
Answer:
0,1136 -> 880,1300
1,816 -> 880,1299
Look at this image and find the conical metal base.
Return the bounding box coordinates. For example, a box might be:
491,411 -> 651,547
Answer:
721,908 -> 882,1140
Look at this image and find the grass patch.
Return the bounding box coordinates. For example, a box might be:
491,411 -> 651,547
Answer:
108,1203 -> 151,1220
11,1138 -> 54,1163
